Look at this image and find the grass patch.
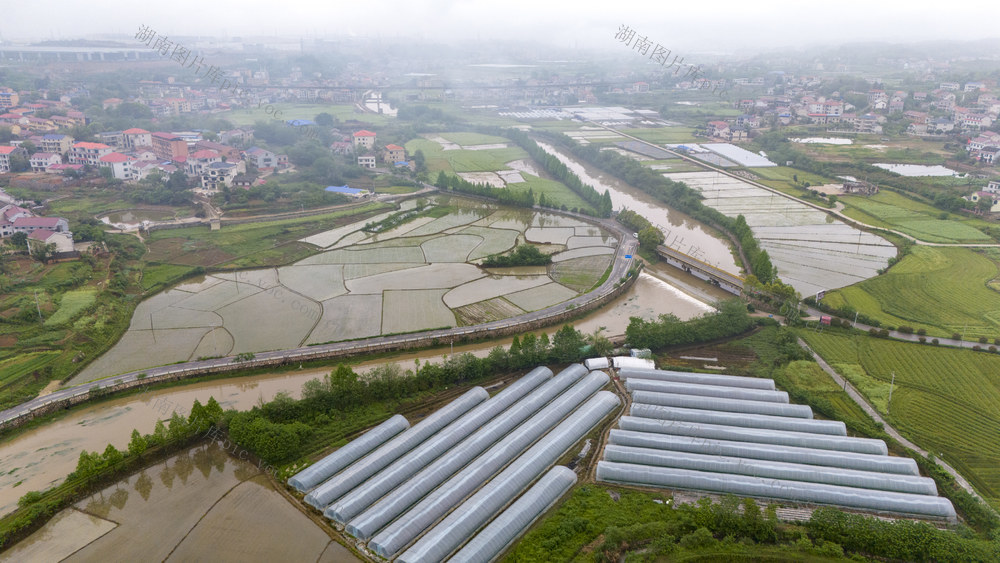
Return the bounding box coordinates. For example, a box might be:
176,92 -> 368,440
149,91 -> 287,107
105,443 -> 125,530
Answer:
616,126 -> 699,145
437,131 -> 510,146
801,330 -> 1000,507
515,174 -> 595,212
823,246 -> 1000,339
43,289 -> 98,327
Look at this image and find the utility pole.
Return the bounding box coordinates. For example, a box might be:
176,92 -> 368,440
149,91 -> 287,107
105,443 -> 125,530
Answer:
853,310 -> 859,328
887,371 -> 896,414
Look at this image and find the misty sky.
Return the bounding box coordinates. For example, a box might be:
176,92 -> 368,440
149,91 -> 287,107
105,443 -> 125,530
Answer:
1,0 -> 997,53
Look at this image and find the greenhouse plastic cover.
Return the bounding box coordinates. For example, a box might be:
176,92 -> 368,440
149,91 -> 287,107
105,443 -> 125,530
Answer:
446,466 -> 577,563
630,403 -> 846,436
398,392 -> 619,563
288,414 -> 408,492
323,366 -> 552,523
366,370 -> 609,558
345,364 -> 589,541
597,461 -> 955,520
625,378 -> 790,404
608,430 -> 919,475
617,416 -> 888,455
618,368 -> 776,390
631,389 -> 813,419
612,356 -> 655,370
603,445 -> 937,496
304,386 -> 488,509
583,357 -> 610,370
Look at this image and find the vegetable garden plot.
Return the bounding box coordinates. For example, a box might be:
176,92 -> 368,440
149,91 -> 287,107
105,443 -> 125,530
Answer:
454,298 -> 527,325
382,289 -> 456,334
550,255 -> 613,292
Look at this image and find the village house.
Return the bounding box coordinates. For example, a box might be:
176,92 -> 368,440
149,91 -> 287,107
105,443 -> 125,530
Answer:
0,204 -> 70,238
353,130 -> 376,150
383,144 -> 406,164
30,152 -> 61,172
40,133 -> 74,154
243,147 -> 277,169
0,145 -> 27,173
28,229 -> 75,256
186,150 -> 223,176
98,152 -> 136,181
193,140 -> 240,162
123,128 -> 152,150
68,141 -> 113,166
200,161 -> 242,192
357,155 -> 377,169
150,132 -> 189,162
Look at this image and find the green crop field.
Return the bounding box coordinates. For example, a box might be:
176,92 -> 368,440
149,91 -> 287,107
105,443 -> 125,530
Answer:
43,289 -> 97,327
801,330 -> 1000,507
616,126 -> 698,145
436,132 -> 510,146
824,246 -> 1000,339
515,174 -> 594,212
840,191 -> 992,243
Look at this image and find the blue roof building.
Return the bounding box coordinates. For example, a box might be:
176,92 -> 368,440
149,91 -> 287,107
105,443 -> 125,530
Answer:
325,185 -> 366,196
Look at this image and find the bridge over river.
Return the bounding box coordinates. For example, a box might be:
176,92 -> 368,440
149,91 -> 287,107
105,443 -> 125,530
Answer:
656,245 -> 744,295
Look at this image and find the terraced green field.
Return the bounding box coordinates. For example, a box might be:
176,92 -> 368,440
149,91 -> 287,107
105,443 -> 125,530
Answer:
801,331 -> 1000,507
840,191 -> 992,243
43,289 -> 98,327
824,246 -> 1000,339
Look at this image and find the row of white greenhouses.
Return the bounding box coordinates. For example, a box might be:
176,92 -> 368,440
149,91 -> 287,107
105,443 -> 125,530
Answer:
288,364 -> 619,562
598,368 -> 956,520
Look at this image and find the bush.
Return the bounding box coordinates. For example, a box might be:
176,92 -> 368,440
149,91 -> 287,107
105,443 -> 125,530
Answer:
919,336 -> 926,343
932,338 -> 939,345
878,329 -> 889,338
979,336 -> 989,344
679,527 -> 716,549
917,328 -> 927,336
897,325 -> 914,334
953,332 -> 962,340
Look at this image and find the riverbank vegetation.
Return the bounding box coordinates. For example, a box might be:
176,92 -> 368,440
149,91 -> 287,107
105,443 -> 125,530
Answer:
480,244 -> 552,268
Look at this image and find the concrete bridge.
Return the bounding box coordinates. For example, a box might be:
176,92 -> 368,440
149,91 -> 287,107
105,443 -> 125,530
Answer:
656,245 -> 744,295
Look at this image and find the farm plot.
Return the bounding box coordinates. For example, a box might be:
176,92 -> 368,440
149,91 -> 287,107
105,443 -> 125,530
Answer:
667,171 -> 894,295
454,298 -> 526,325
420,234 -> 484,262
841,191 -> 991,243
457,172 -> 506,188
345,263 -> 483,294
802,331 -> 1000,507
216,286 -> 320,353
44,289 -> 97,327
550,255 -> 613,292
85,197 -> 619,376
277,264 -> 348,302
443,274 -> 552,308
566,235 -> 616,249
525,227 -> 575,244
504,282 -> 578,311
824,246 -> 1000,338
462,226 -> 519,260
308,294 -> 383,344
382,289 -> 455,334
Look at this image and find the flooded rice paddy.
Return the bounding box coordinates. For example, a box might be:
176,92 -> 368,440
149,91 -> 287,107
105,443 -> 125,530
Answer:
873,163 -> 960,177
73,197 -> 620,383
2,441 -> 358,562
0,264 -> 724,520
535,142 -> 740,274
664,171 -> 895,295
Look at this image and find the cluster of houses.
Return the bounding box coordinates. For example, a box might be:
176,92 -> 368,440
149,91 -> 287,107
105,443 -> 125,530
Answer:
965,131 -> 1000,165
965,180 -> 1000,213
338,130 -> 408,171
0,203 -> 74,256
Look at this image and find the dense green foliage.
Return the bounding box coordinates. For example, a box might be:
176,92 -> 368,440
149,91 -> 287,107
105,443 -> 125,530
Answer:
435,170 -> 535,208
481,244 -> 553,267
625,299 -> 755,349
492,127 -> 613,217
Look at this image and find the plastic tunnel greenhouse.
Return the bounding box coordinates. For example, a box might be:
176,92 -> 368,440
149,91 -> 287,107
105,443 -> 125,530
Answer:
398,392 -> 619,563
631,390 -> 813,418
305,386 -> 488,509
597,461 -> 956,520
287,414 -> 408,493
323,367 -> 552,524
629,403 -> 846,436
625,378 -> 790,403
345,364 -> 590,541
617,368 -> 776,390
617,416 -> 888,455
366,370 -> 609,559
446,466 -> 577,563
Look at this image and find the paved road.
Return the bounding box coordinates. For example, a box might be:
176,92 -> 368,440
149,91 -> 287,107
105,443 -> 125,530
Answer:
798,337 -> 991,506
0,209 -> 638,427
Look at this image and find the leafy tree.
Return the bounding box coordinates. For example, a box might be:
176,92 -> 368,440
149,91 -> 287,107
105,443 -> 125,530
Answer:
637,225 -> 665,250
314,112 -> 336,127
127,429 -> 148,457
102,444 -> 124,467
552,325 -> 586,362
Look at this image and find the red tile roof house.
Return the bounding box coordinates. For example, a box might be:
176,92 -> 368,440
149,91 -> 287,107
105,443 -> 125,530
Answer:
352,130 -> 376,149
68,142 -> 113,166
122,128 -> 152,150
28,229 -> 75,255
384,144 -> 406,164
0,145 -> 27,173
30,152 -> 62,172
98,152 -> 136,180
10,216 -> 70,237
